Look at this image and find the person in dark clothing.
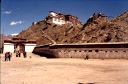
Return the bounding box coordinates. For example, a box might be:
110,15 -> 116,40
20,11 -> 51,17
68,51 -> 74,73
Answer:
5,52 -> 9,61
16,51 -> 19,57
23,52 -> 27,58
16,51 -> 20,57
8,52 -> 12,61
5,52 -> 11,61
84,54 -> 89,60
86,55 -> 89,60
19,52 -> 21,57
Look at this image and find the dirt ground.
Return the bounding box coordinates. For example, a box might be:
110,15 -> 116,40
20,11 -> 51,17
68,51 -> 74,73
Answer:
1,53 -> 128,84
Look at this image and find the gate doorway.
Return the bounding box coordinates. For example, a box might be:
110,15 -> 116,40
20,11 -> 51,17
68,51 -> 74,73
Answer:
15,43 -> 25,53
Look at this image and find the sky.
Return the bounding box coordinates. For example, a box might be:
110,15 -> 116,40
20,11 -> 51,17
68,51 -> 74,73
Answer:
1,0 -> 128,35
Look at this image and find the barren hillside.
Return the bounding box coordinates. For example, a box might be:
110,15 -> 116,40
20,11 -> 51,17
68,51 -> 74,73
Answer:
65,11 -> 128,43
17,20 -> 82,45
17,11 -> 128,45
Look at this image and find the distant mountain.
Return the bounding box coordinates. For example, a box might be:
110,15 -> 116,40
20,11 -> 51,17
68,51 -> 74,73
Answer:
64,11 -> 128,43
17,11 -> 128,45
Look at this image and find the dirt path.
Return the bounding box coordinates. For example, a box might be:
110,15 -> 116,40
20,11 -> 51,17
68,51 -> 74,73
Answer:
1,53 -> 128,84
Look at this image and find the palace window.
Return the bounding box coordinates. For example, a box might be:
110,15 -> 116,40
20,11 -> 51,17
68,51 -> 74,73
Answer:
95,49 -> 99,52
88,50 -> 92,52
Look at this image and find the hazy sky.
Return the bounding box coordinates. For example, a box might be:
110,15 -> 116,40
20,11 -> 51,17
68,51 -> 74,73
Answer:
1,0 -> 128,35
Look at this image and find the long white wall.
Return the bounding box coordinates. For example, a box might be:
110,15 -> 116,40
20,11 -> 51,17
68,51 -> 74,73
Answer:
25,43 -> 36,52
3,43 -> 14,53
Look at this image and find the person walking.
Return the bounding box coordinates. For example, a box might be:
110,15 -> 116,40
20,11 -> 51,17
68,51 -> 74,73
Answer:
23,52 -> 27,58
5,52 -> 9,61
19,52 -> 21,57
16,51 -> 20,57
84,54 -> 89,60
5,52 -> 11,61
16,50 -> 19,57
8,52 -> 12,61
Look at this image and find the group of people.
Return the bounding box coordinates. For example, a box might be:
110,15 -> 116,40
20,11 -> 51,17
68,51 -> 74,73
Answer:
4,51 -> 27,62
16,51 -> 27,58
4,52 -> 12,61
16,51 -> 21,57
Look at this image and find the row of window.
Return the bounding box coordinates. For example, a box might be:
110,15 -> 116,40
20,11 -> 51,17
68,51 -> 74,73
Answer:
53,18 -> 65,23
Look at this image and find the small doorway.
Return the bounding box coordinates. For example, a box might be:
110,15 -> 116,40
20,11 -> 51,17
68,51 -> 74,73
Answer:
19,44 -> 25,53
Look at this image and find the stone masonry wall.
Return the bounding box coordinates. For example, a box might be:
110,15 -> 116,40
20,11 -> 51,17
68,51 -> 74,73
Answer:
57,48 -> 128,59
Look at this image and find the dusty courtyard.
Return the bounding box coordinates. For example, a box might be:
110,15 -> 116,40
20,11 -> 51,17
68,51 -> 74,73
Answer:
1,53 -> 128,84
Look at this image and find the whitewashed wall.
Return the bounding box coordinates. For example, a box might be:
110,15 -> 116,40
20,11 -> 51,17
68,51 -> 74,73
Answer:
25,43 -> 36,52
3,43 -> 14,53
52,18 -> 65,25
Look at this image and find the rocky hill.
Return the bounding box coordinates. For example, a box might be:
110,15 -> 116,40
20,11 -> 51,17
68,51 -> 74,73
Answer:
17,11 -> 128,45
64,11 -> 128,43
17,20 -> 82,45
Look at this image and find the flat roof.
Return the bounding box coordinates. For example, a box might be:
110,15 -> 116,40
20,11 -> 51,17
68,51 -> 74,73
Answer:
36,42 -> 128,49
4,39 -> 36,43
50,42 -> 128,46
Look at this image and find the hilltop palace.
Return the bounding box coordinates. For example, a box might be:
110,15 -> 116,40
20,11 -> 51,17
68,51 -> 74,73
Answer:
45,11 -> 81,25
